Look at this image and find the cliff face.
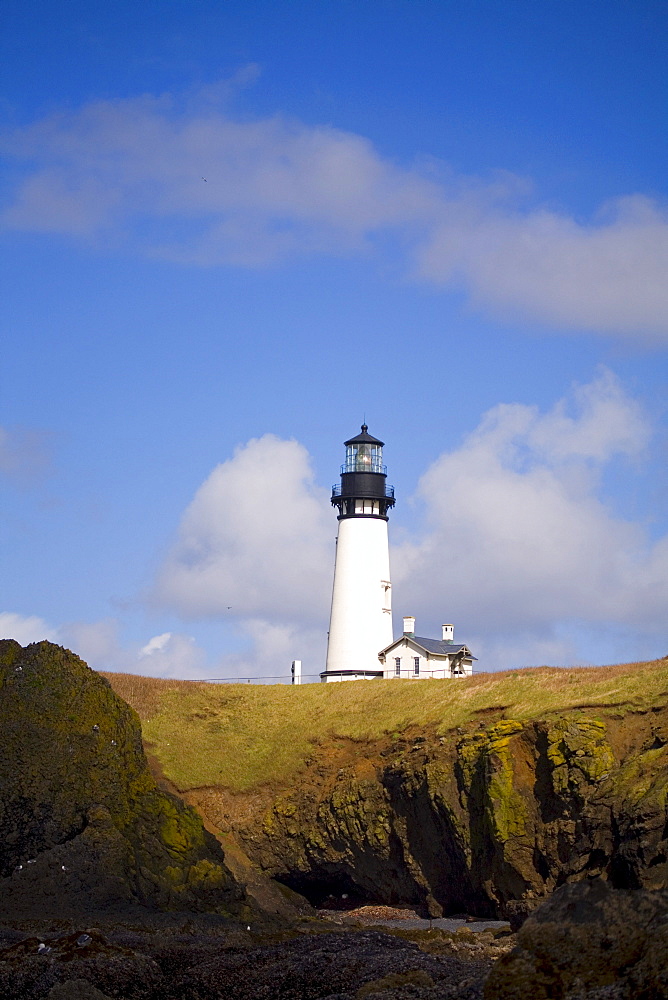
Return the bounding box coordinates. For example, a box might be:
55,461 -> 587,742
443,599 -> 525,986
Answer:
192,710 -> 668,919
0,640 -> 251,919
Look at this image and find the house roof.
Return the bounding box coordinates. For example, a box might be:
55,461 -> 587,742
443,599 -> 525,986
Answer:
380,635 -> 478,659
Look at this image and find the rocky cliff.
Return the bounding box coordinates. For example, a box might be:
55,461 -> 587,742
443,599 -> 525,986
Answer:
184,707 -> 668,920
0,640 -> 252,919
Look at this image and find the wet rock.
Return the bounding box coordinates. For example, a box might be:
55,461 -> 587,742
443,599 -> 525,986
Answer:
0,639 -> 252,919
483,879 -> 668,999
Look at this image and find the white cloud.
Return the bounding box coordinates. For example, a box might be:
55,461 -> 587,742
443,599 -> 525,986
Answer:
416,192 -> 668,339
0,614 -> 126,667
391,370 -> 668,667
0,612 -> 57,646
140,632 -> 172,656
465,632 -> 583,673
1,93 -> 438,259
2,88 -> 668,338
145,374 -> 667,673
0,604 -> 319,682
61,620 -> 211,679
5,374 -> 666,678
0,613 -> 211,679
149,433 -> 341,679
153,434 -> 332,621
521,368 -> 648,463
137,631 -> 208,678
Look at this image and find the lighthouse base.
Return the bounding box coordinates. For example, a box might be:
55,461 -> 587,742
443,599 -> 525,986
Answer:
319,669 -> 383,683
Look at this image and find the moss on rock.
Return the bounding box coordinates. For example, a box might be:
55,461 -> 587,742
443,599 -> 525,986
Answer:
0,639 -> 252,919
222,706 -> 668,919
457,721 -> 527,844
545,717 -> 615,792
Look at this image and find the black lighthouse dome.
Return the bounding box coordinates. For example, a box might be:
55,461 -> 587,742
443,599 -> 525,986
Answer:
332,424 -> 395,520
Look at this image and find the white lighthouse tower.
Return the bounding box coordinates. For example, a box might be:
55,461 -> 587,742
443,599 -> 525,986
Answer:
320,425 -> 395,682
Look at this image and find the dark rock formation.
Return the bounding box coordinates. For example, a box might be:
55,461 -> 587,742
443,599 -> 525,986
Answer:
198,711 -> 668,919
0,640 -> 252,919
484,878 -> 668,999
0,930 -> 162,1000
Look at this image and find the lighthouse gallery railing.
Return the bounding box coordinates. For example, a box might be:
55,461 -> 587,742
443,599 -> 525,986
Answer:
331,483 -> 395,498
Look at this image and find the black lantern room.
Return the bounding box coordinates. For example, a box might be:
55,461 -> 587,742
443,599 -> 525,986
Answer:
331,425 -> 396,520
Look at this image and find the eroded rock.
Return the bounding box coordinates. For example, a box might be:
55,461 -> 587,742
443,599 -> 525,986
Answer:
216,710 -> 668,919
0,639 -> 252,919
483,879 -> 668,999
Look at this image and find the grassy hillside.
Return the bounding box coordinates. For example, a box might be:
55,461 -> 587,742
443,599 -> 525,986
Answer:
104,659 -> 668,794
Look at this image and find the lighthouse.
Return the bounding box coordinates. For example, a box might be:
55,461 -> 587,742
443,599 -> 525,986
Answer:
320,425 -> 395,682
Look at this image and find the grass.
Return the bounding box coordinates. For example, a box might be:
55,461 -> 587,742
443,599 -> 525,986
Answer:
103,659 -> 668,794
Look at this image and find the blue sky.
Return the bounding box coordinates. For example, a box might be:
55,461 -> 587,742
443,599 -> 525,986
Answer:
2,0 -> 667,679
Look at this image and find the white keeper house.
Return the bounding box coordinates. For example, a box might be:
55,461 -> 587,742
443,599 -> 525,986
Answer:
378,617 -> 476,679
319,425 -> 476,683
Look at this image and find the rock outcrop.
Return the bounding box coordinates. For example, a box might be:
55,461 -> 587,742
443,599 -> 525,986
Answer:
196,711 -> 668,919
484,878 -> 668,999
0,640 -> 252,919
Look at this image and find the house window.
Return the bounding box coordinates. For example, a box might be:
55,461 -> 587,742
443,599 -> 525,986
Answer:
395,657 -> 401,676
414,657 -> 420,675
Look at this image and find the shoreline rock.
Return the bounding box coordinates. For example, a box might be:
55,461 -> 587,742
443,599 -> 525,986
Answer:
484,879 -> 668,999
0,640 -> 256,922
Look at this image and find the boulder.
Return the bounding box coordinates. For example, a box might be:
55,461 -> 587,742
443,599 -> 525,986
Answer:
0,929 -> 161,999
0,639 -> 252,919
484,879 -> 668,999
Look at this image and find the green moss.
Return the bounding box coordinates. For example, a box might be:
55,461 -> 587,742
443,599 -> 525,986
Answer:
0,640 -> 250,918
187,858 -> 227,888
159,810 -> 199,854
163,865 -> 183,884
485,722 -> 527,842
546,718 -> 615,794
274,800 -> 297,818
357,970 -> 435,997
456,721 -> 527,843
456,733 -> 489,791
611,745 -> 668,808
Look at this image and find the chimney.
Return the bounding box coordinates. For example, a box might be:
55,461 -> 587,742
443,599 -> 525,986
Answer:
403,616 -> 415,636
442,624 -> 454,643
